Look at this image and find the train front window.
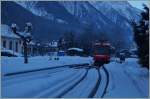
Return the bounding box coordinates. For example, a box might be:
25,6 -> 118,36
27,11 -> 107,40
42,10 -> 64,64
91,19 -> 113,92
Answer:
95,47 -> 110,55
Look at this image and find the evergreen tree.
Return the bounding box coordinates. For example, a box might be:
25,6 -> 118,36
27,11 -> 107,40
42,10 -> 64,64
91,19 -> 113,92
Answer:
58,37 -> 64,50
63,32 -> 75,49
132,5 -> 149,69
79,25 -> 96,56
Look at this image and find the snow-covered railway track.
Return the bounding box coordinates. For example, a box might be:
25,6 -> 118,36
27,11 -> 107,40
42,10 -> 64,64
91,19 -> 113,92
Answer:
2,64 -> 110,98
2,64 -> 89,87
88,68 -> 101,98
94,66 -> 109,98
2,67 -> 68,87
34,69 -> 88,98
101,66 -> 109,98
3,63 -> 89,77
2,68 -> 83,98
56,69 -> 88,98
60,67 -> 100,98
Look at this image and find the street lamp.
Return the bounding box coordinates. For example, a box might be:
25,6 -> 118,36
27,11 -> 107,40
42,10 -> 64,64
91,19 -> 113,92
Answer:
11,23 -> 32,64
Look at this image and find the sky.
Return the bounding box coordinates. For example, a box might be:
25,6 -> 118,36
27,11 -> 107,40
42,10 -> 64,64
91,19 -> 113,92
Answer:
128,0 -> 149,10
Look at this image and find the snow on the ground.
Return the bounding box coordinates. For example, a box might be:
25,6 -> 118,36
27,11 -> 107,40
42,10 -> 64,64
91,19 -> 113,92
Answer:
94,68 -> 107,97
2,68 -> 80,98
2,67 -> 68,87
1,56 -> 92,75
1,56 -> 149,98
34,69 -> 87,98
104,58 -> 149,98
62,68 -> 98,98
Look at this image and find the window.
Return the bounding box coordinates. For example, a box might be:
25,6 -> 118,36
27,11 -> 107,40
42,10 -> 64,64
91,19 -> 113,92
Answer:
22,46 -> 24,54
9,41 -> 12,50
19,40 -> 22,44
3,40 -> 6,48
95,46 -> 110,55
15,41 -> 18,52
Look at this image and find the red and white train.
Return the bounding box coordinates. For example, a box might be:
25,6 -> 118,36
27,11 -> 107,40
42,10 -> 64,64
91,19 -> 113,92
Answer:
93,40 -> 115,66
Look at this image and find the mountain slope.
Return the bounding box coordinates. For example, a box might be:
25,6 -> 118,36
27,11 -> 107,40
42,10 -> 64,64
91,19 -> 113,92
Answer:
59,1 -> 141,47
1,1 -> 83,42
89,1 -> 141,41
1,1 -> 141,49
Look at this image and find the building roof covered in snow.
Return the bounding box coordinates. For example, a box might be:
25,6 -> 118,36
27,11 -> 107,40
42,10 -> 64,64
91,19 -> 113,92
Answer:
68,48 -> 83,52
1,24 -> 20,39
28,41 -> 36,45
49,41 -> 58,47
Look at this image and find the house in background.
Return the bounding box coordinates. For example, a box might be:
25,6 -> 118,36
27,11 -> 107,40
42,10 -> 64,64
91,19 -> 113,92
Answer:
1,24 -> 23,56
49,40 -> 58,52
1,24 -> 36,56
1,24 -> 66,57
27,41 -> 36,56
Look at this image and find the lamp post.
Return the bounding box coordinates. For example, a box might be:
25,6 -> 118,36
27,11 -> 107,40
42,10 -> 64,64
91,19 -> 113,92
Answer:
11,23 -> 32,64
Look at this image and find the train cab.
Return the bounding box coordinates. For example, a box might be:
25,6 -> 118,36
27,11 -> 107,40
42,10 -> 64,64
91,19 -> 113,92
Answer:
93,41 -> 113,66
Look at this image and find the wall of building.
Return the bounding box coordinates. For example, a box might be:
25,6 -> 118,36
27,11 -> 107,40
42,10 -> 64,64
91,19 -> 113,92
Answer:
1,36 -> 23,54
1,36 -> 61,56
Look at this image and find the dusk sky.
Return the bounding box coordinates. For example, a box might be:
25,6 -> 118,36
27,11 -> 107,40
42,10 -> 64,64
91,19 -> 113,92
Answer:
128,0 -> 149,10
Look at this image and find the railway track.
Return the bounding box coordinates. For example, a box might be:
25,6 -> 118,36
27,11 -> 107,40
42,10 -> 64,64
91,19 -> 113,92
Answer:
2,64 -> 110,98
88,68 -> 101,98
30,65 -> 99,98
3,63 -> 89,77
56,69 -> 88,98
93,65 -> 109,98
2,63 -> 89,87
33,69 -> 88,98
100,66 -> 109,98
57,66 -> 102,98
87,65 -> 109,98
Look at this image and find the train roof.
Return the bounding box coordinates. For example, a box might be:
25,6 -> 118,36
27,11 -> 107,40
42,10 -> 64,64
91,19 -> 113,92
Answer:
94,42 -> 111,46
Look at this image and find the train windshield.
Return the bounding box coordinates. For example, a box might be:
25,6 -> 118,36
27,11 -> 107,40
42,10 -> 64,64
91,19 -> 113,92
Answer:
95,46 -> 110,55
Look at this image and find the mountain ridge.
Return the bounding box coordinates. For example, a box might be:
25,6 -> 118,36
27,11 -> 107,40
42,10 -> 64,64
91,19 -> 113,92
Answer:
1,1 -> 141,49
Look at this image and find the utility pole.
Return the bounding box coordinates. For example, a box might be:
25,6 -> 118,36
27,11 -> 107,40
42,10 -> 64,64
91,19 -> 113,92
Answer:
11,23 -> 32,64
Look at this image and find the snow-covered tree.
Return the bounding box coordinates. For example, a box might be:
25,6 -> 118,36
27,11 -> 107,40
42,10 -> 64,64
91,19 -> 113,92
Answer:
63,32 -> 75,49
132,5 -> 149,69
11,22 -> 32,64
58,32 -> 75,51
